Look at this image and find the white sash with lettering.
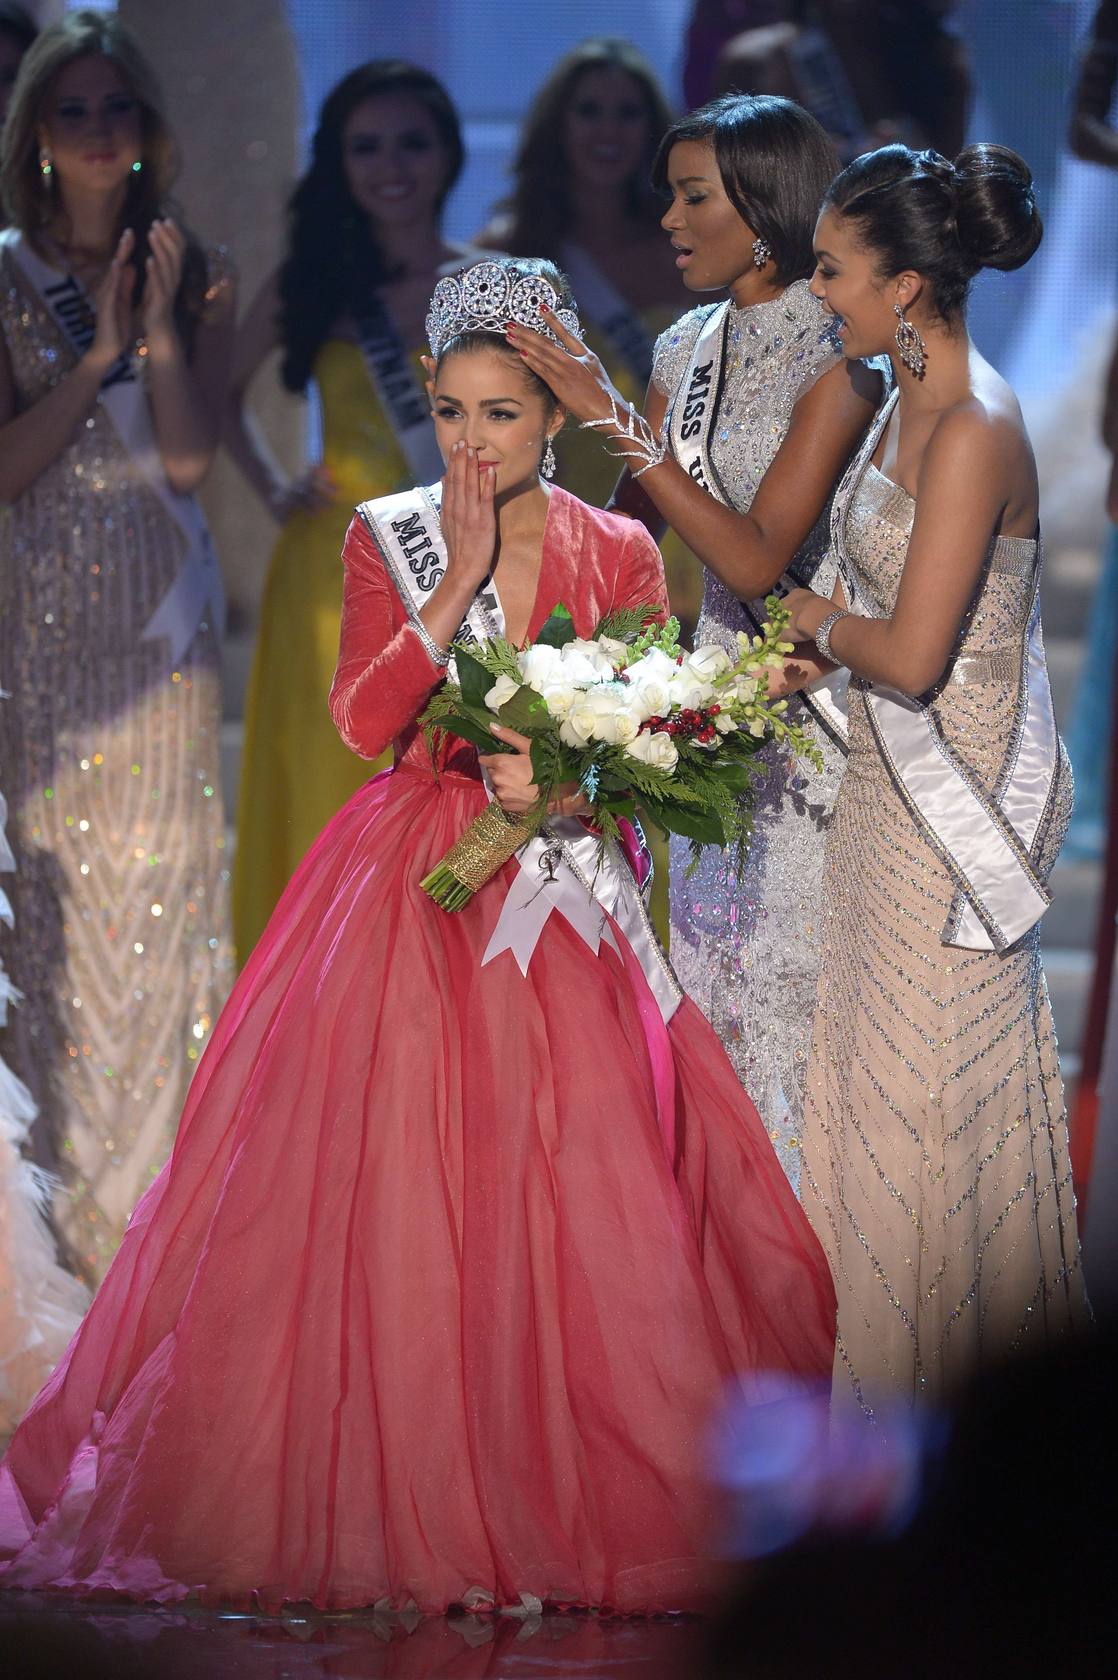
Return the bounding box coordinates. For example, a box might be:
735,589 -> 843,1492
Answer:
3,229 -> 223,669
353,293 -> 445,487
666,298 -> 850,749
560,243 -> 655,386
358,487 -> 682,1020
832,389 -> 1064,952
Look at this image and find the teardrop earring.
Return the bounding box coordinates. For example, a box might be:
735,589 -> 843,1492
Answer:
38,148 -> 53,182
131,159 -> 143,175
894,302 -> 927,379
541,437 -> 557,480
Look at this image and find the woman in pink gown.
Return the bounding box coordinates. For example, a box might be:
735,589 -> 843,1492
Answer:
0,258 -> 834,1617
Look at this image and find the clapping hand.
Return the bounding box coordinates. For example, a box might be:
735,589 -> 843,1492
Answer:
87,228 -> 136,373
141,218 -> 187,343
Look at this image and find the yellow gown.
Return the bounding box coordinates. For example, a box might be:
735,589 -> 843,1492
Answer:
232,338 -> 416,964
555,307 -> 703,947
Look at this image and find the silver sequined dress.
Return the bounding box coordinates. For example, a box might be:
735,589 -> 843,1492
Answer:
0,238 -> 232,1284
800,408 -> 1089,1416
654,280 -> 847,1188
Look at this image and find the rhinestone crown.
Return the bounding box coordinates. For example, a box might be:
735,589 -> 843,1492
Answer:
425,260 -> 581,359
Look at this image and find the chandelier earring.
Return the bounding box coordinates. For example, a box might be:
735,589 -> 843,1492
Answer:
38,147 -> 53,182
752,236 -> 771,269
894,301 -> 926,380
541,436 -> 557,480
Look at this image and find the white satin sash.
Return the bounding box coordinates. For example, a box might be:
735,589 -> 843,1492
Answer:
831,389 -> 1062,952
666,298 -> 850,748
559,243 -> 655,386
353,292 -> 445,487
358,487 -> 682,1020
3,229 -> 223,669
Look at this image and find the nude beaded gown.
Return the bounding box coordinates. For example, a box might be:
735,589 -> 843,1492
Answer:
800,397 -> 1089,1418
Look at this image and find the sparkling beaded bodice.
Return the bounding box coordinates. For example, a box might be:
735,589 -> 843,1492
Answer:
846,462 -> 1044,793
653,279 -> 844,649
656,282 -> 849,1184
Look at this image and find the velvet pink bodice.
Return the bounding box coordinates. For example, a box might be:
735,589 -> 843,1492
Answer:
328,486 -> 669,777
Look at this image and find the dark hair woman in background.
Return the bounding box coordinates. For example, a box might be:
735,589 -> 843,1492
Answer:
477,40 -> 698,614
511,94 -> 879,1185
776,143 -> 1089,1409
225,61 -> 469,965
0,9 -> 236,1284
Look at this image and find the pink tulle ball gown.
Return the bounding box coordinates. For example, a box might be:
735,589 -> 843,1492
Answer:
0,488 -> 834,1615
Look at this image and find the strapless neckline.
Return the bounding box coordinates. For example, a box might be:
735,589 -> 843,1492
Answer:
861,462 -> 1038,558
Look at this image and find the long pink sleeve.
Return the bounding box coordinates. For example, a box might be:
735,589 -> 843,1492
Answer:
328,514 -> 447,761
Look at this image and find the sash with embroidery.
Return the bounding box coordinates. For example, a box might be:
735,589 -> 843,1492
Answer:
2,229 -> 223,670
830,388 -> 1066,952
357,486 -> 682,1024
665,297 -> 850,748
559,243 -> 655,387
352,292 -> 445,487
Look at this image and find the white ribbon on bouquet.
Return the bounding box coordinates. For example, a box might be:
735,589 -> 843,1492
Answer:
359,485 -> 682,1020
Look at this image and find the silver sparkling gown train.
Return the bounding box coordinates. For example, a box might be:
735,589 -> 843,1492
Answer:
654,281 -> 848,1187
800,395 -> 1089,1416
0,237 -> 232,1284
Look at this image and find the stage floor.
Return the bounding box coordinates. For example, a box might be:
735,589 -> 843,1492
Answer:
0,1597 -> 707,1679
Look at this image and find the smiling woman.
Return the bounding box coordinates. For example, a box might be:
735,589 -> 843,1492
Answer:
223,61 -> 475,966
0,8 -> 236,1287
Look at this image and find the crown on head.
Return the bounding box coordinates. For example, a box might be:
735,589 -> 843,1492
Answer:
425,260 -> 581,359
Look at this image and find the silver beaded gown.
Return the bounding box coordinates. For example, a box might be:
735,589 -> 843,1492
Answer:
654,280 -> 847,1188
0,239 -> 232,1285
800,402 -> 1089,1416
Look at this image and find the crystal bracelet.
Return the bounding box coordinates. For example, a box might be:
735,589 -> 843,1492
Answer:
579,396 -> 667,478
814,608 -> 851,663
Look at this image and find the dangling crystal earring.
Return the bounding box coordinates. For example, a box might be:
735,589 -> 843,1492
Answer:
752,236 -> 771,269
542,437 -> 557,480
894,302 -> 926,379
38,147 -> 53,182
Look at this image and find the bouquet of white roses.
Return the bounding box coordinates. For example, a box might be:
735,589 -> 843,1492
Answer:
419,598 -> 821,911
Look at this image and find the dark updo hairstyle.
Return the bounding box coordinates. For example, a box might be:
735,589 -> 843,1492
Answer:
490,38 -> 673,261
824,142 -> 1043,320
278,60 -> 464,393
436,256 -> 575,418
651,93 -> 839,287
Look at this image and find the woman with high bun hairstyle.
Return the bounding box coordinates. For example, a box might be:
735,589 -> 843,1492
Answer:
0,255 -> 834,1614
0,9 -> 235,1284
774,142 -> 1090,1412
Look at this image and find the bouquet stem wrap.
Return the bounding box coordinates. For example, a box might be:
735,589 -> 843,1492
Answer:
421,801 -> 536,911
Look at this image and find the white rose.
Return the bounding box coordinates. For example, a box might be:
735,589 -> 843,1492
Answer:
580,687 -> 631,744
628,646 -> 677,685
484,672 -> 521,713
565,636 -> 617,678
610,707 -> 642,745
517,644 -> 564,692
561,699 -> 599,747
596,635 -> 630,668
539,679 -> 578,720
666,667 -> 708,712
623,729 -> 679,772
625,673 -> 672,722
688,644 -> 732,681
